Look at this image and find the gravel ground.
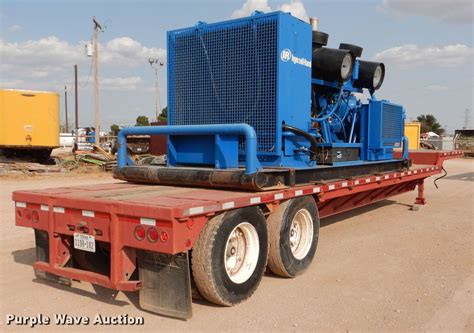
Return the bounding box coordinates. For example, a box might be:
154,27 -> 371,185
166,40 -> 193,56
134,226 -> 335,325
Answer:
0,158 -> 472,332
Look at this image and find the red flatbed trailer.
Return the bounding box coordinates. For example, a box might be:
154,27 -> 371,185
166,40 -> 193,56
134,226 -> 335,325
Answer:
13,150 -> 462,319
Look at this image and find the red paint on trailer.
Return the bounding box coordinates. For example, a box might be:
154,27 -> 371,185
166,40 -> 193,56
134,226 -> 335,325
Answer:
394,150 -> 463,167
12,151 -> 461,292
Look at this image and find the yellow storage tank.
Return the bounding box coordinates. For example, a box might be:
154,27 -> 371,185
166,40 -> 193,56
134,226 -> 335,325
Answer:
405,122 -> 421,150
0,89 -> 60,158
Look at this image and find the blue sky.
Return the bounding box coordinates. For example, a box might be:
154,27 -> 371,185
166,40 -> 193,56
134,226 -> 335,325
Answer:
1,0 -> 473,133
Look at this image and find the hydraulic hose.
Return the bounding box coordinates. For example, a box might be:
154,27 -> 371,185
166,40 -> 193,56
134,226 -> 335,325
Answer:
282,124 -> 318,160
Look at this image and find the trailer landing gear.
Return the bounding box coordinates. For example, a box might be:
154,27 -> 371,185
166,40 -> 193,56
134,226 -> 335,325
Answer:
415,180 -> 427,205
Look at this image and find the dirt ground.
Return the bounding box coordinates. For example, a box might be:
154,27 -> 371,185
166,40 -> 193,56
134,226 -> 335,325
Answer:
0,158 -> 472,332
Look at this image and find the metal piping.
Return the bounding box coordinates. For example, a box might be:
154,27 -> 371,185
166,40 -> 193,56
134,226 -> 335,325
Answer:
117,124 -> 260,174
402,136 -> 409,160
309,17 -> 319,31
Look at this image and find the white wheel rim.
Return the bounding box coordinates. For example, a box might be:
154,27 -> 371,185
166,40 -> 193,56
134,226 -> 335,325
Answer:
289,209 -> 314,260
224,222 -> 260,284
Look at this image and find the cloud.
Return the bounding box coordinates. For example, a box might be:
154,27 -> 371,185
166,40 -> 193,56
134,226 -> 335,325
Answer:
424,84 -> 449,92
231,0 -> 309,22
1,36 -> 82,70
8,24 -> 22,32
0,36 -> 164,91
101,76 -> 143,91
0,79 -> 24,88
102,37 -> 166,67
374,44 -> 474,68
377,0 -> 473,25
278,1 -> 309,22
231,0 -> 271,18
0,36 -> 165,69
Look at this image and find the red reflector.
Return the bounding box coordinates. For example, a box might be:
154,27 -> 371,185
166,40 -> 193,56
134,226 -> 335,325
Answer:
160,231 -> 169,242
32,210 -> 39,223
147,227 -> 159,242
17,209 -> 23,218
134,225 -> 146,240
24,209 -> 31,220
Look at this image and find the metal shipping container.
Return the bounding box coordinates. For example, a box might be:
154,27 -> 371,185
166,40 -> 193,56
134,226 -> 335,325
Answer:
0,89 -> 59,158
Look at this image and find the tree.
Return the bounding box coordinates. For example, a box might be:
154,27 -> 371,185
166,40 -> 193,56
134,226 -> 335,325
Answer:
110,124 -> 120,135
417,114 -> 445,135
158,106 -> 167,122
135,116 -> 149,126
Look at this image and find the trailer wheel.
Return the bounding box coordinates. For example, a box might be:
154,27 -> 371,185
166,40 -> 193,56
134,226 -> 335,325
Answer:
267,196 -> 319,278
191,207 -> 268,306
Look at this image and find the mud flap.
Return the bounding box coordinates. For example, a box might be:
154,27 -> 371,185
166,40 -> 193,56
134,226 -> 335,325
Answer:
34,229 -> 72,286
137,251 -> 192,319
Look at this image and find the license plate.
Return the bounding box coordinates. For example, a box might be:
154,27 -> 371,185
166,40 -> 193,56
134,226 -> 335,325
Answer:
73,233 -> 96,253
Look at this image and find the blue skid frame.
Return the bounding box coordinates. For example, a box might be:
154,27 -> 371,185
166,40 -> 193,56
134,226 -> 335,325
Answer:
117,124 -> 261,174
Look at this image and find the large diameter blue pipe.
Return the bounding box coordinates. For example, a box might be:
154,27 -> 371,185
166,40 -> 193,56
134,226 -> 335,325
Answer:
117,124 -> 259,174
402,135 -> 409,160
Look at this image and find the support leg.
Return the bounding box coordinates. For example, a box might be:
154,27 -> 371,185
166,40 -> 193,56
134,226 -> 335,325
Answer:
415,180 -> 427,205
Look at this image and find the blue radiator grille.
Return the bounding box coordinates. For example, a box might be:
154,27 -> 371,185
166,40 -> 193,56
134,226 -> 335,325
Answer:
168,17 -> 278,153
381,103 -> 404,146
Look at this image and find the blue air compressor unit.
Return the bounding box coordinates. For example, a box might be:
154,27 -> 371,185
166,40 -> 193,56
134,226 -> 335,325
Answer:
114,11 -> 409,191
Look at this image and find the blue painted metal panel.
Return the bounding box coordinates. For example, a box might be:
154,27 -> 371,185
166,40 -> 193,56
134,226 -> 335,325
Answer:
278,13 -> 313,167
167,11 -> 312,168
365,100 -> 405,160
168,12 -> 279,155
215,134 -> 239,169
168,136 -> 215,166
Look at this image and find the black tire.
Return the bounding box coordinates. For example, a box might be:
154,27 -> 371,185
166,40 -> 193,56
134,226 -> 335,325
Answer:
267,196 -> 319,278
72,242 -> 110,276
191,207 -> 268,306
312,31 -> 329,47
339,43 -> 363,58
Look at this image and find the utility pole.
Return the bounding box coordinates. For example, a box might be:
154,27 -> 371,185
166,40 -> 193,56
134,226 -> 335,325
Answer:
463,108 -> 472,129
93,16 -> 103,145
74,65 -> 79,144
148,58 -> 164,121
64,85 -> 69,132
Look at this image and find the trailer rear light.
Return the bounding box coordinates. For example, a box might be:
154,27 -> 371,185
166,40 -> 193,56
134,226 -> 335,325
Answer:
134,225 -> 146,241
147,227 -> 159,243
31,210 -> 39,223
24,209 -> 31,220
160,231 -> 169,242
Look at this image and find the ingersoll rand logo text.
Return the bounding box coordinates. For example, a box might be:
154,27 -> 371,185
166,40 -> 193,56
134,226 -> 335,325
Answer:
280,48 -> 311,68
